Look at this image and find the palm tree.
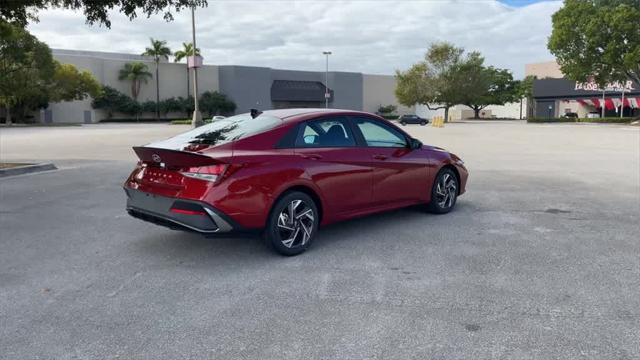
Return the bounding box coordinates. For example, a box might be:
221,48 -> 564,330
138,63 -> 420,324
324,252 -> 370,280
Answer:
174,42 -> 201,99
142,38 -> 171,119
118,62 -> 152,101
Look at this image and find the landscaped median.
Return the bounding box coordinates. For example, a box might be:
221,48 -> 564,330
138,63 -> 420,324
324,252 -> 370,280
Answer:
527,117 -> 636,124
0,163 -> 57,177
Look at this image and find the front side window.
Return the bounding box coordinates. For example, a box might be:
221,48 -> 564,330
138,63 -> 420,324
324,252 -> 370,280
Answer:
352,118 -> 407,148
295,117 -> 356,148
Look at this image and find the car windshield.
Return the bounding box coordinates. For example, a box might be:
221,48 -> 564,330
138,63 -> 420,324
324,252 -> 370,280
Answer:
146,114 -> 282,150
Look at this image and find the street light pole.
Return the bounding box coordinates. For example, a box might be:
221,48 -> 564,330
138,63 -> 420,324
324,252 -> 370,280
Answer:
191,6 -> 203,127
323,51 -> 332,108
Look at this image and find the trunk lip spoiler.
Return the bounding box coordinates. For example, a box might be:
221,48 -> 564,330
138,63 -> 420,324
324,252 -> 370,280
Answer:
133,146 -> 213,158
132,146 -> 222,167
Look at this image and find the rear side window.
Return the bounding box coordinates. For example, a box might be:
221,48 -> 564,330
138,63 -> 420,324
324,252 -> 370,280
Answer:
295,117 -> 356,148
148,114 -> 281,149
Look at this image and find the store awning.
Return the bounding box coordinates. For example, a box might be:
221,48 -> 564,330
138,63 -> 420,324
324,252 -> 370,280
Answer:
271,80 -> 333,102
577,97 -> 640,109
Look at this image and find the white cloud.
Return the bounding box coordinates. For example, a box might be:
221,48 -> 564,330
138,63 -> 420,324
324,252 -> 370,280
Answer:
28,0 -> 562,78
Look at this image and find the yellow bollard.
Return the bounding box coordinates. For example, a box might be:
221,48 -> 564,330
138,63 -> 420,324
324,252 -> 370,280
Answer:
432,116 -> 445,128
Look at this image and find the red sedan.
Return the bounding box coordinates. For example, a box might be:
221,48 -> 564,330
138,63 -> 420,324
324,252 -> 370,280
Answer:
124,109 -> 468,255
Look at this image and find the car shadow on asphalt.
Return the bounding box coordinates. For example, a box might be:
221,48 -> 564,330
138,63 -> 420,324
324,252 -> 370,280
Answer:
129,202 -> 470,263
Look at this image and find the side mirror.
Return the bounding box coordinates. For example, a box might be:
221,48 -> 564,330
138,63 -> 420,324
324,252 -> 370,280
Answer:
409,138 -> 422,150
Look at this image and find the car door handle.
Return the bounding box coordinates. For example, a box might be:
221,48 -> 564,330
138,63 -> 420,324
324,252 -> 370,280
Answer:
373,154 -> 388,160
301,154 -> 323,160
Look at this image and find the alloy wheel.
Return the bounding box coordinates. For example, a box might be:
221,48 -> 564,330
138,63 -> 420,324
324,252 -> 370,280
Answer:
276,199 -> 315,248
435,173 -> 457,209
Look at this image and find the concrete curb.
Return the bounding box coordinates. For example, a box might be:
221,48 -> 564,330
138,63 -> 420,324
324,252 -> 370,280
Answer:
0,163 -> 57,178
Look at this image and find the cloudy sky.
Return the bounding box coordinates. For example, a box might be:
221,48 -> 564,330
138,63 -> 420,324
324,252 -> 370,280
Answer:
28,0 -> 563,79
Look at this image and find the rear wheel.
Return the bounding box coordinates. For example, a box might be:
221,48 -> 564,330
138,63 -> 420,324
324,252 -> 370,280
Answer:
427,168 -> 458,214
400,121 -> 407,126
264,191 -> 318,256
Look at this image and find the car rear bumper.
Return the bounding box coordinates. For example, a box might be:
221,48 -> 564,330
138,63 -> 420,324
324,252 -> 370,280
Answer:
124,187 -> 246,235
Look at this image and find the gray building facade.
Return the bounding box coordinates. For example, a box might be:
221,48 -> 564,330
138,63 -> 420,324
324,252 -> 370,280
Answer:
35,49 -> 411,123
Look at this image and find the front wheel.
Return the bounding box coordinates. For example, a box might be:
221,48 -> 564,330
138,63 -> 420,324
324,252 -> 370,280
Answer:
264,191 -> 318,256
400,121 -> 407,126
420,120 -> 427,126
427,168 -> 459,214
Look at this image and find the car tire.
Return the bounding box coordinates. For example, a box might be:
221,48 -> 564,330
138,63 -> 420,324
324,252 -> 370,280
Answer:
264,191 -> 319,256
427,168 -> 459,214
400,121 -> 407,126
420,120 -> 427,126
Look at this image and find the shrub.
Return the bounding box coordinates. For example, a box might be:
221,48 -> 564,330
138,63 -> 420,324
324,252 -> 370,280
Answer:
91,86 -> 132,118
199,91 -> 236,117
159,97 -> 183,115
92,86 -> 238,120
140,100 -> 157,114
178,96 -> 194,114
527,117 -> 574,123
528,117 -> 633,124
119,99 -> 142,116
378,104 -> 397,115
576,117 -> 633,124
170,119 -> 192,125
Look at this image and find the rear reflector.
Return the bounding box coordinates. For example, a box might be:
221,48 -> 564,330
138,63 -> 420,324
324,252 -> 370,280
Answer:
181,164 -> 227,183
170,208 -> 206,216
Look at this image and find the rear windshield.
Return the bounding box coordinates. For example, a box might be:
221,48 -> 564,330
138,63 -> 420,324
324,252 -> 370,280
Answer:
147,114 -> 281,150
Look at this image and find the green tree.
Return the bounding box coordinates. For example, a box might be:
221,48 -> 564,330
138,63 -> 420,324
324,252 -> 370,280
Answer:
0,20 -> 54,124
456,55 -> 519,119
395,42 -> 467,121
548,0 -> 640,86
174,42 -> 200,98
516,75 -> 536,119
50,63 -> 101,102
118,62 -> 152,101
1,0 -> 207,28
198,91 -> 236,117
0,21 -> 101,123
142,38 -> 171,119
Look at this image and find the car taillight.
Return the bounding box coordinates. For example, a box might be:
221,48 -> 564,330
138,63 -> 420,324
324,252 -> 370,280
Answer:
180,164 -> 227,183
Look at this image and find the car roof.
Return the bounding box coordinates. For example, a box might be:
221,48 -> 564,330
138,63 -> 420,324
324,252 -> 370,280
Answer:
259,108 -> 379,122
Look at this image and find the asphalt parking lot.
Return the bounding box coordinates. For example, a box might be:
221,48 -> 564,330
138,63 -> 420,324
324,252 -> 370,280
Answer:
1,121 -> 639,359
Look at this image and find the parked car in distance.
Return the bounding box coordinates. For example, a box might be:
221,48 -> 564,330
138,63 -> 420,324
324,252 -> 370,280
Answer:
211,115 -> 226,121
124,108 -> 468,256
562,112 -> 579,119
399,114 -> 429,126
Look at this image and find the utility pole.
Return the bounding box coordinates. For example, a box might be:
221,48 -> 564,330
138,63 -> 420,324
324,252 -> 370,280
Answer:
323,51 -> 332,108
191,6 -> 203,127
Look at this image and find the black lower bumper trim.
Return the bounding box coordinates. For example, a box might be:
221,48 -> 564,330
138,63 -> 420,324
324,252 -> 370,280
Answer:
124,187 -> 257,236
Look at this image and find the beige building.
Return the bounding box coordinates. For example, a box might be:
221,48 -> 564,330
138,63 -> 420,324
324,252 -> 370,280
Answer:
525,61 -> 563,79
